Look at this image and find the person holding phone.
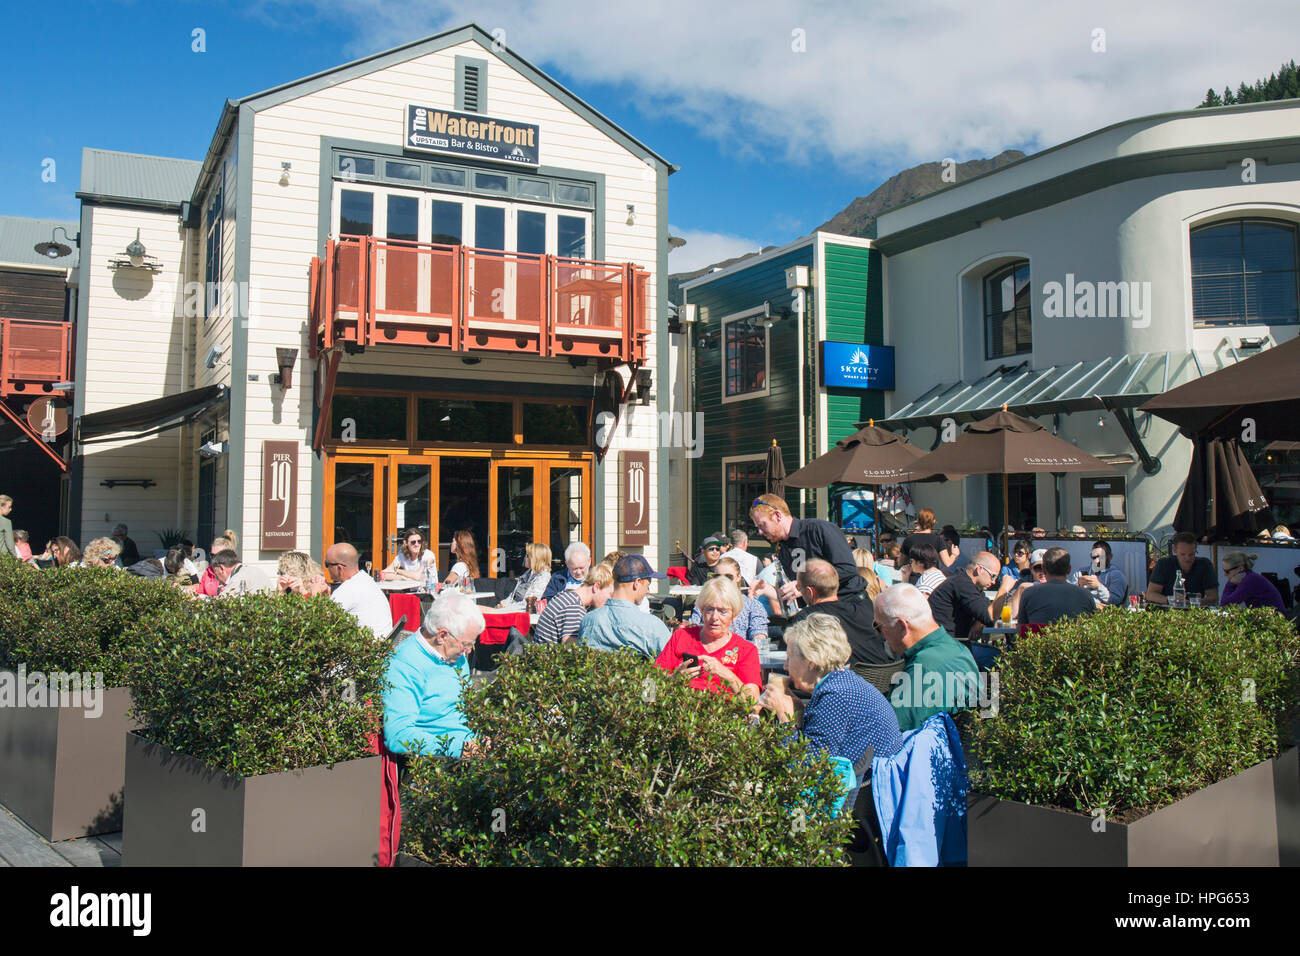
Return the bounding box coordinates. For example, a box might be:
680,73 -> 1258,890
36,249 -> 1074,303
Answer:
655,576 -> 761,699
1073,540 -> 1127,605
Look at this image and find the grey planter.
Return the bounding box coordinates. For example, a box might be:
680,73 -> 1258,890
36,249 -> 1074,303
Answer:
968,747 -> 1300,866
0,678 -> 135,841
122,733 -> 381,866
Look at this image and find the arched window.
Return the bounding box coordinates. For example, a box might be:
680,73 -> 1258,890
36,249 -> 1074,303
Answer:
1191,218 -> 1299,327
983,260 -> 1031,359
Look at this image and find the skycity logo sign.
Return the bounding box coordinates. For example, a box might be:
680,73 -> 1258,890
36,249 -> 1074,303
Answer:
1042,274 -> 1152,329
821,341 -> 895,390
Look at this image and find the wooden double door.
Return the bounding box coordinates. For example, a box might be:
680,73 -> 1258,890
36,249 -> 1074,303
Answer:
324,452 -> 591,579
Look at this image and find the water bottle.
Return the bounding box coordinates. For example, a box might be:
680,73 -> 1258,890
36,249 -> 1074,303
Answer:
771,561 -> 800,617
1172,569 -> 1186,608
424,563 -> 435,594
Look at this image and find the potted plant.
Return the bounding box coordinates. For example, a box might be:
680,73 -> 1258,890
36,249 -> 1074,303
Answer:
120,592 -> 392,866
0,562 -> 190,841
399,644 -> 853,865
966,606 -> 1300,866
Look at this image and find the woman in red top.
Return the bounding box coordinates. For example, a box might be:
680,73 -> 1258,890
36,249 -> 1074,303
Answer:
656,576 -> 761,700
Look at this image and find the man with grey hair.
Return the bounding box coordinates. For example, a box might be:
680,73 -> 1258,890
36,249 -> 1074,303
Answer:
873,583 -> 978,731
382,590 -> 486,758
111,523 -> 141,567
540,541 -> 592,601
721,529 -> 759,587
210,550 -> 275,597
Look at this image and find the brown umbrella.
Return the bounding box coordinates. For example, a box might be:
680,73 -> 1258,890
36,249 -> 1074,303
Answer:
766,438 -> 787,500
907,406 -> 1114,554
785,420 -> 950,549
785,420 -> 943,487
1139,336 -> 1300,440
1174,436 -> 1274,540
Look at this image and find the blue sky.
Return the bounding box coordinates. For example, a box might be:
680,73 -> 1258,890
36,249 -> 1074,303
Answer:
2,1 -> 1297,272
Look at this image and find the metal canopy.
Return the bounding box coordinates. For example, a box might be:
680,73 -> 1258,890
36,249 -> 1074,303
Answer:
874,350 -> 1242,432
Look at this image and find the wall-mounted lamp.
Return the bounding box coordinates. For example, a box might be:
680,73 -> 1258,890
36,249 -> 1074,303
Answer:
667,235 -> 686,250
197,441 -> 228,459
108,229 -> 163,272
271,347 -> 299,389
205,344 -> 228,369
634,367 -> 654,405
279,162 -> 291,187
626,204 -> 636,227
34,226 -> 77,260
1238,336 -> 1267,349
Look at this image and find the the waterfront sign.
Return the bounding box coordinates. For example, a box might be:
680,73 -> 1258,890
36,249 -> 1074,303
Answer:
406,105 -> 540,166
821,341 -> 895,390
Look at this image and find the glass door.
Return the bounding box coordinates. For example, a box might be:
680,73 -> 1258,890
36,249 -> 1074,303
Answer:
325,456 -> 386,574
386,457 -> 437,572
489,458 -> 592,577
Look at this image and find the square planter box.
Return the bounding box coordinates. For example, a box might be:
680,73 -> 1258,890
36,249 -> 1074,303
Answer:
0,677 -> 135,842
122,733 -> 381,866
968,747 -> 1300,866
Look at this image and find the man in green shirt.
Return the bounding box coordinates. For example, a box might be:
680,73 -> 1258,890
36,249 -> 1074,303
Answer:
873,582 -> 979,731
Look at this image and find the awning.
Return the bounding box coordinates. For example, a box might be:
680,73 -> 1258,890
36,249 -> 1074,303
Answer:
78,384 -> 227,443
877,350 -> 1245,432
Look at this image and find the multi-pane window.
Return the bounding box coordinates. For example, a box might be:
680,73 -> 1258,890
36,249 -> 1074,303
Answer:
984,261 -> 1031,359
1191,219 -> 1299,327
203,170 -> 224,321
723,314 -> 768,398
725,459 -> 768,538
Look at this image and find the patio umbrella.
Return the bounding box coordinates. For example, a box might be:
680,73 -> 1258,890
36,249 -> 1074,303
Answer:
785,420 -> 949,549
1139,336 -> 1300,440
766,438 -> 787,500
1174,435 -> 1274,540
907,406 -> 1114,555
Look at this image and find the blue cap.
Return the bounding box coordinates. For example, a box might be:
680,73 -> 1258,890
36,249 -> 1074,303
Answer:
613,554 -> 667,583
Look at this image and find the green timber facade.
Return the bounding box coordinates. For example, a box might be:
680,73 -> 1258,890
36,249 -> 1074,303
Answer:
680,233 -> 885,548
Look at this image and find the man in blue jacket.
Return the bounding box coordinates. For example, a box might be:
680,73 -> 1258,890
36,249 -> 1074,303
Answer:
382,590 -> 485,758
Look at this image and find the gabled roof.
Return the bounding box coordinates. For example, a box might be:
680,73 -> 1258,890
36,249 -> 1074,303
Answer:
190,23 -> 674,206
78,148 -> 202,210
0,216 -> 80,269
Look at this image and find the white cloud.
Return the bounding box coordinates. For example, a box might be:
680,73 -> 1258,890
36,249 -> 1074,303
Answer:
275,0 -> 1300,170
666,226 -> 765,274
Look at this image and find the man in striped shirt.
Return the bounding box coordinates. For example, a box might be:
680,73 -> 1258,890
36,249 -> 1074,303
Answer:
530,564 -> 614,644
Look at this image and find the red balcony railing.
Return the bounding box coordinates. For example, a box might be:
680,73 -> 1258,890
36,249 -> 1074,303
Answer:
0,318 -> 73,397
309,236 -> 648,365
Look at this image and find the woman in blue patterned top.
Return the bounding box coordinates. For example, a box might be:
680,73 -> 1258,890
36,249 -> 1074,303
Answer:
758,613 -> 906,768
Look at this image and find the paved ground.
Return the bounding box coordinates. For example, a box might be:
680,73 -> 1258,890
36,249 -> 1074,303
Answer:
0,804 -> 120,867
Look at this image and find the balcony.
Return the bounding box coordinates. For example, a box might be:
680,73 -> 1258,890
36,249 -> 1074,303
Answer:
0,318 -> 73,398
309,236 -> 649,366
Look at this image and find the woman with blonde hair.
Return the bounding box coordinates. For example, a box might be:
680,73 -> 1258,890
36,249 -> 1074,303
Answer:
444,530 -> 479,589
277,550 -> 330,597
852,548 -> 885,600
1220,551 -> 1285,613
83,537 -> 122,568
656,575 -> 761,699
500,542 -> 553,607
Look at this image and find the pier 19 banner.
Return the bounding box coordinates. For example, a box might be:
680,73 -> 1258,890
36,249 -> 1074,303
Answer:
261,441 -> 298,551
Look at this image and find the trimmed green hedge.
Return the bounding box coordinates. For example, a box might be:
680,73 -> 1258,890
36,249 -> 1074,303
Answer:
0,562 -> 190,685
400,645 -> 853,865
122,592 -> 392,778
970,606 -> 1300,817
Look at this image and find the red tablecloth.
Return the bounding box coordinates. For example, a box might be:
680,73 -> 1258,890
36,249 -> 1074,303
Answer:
480,610 -> 530,645
389,593 -> 421,629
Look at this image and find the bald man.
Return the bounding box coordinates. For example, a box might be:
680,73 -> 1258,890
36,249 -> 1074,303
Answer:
926,550 -> 1015,641
325,543 -> 393,641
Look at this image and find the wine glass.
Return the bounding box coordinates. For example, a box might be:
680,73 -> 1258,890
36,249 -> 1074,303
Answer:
364,560 -> 373,579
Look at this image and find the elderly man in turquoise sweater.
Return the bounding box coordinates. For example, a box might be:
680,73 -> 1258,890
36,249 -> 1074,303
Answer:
382,590 -> 486,758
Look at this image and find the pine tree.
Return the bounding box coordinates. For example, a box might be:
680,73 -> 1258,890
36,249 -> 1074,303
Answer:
1199,59 -> 1300,107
